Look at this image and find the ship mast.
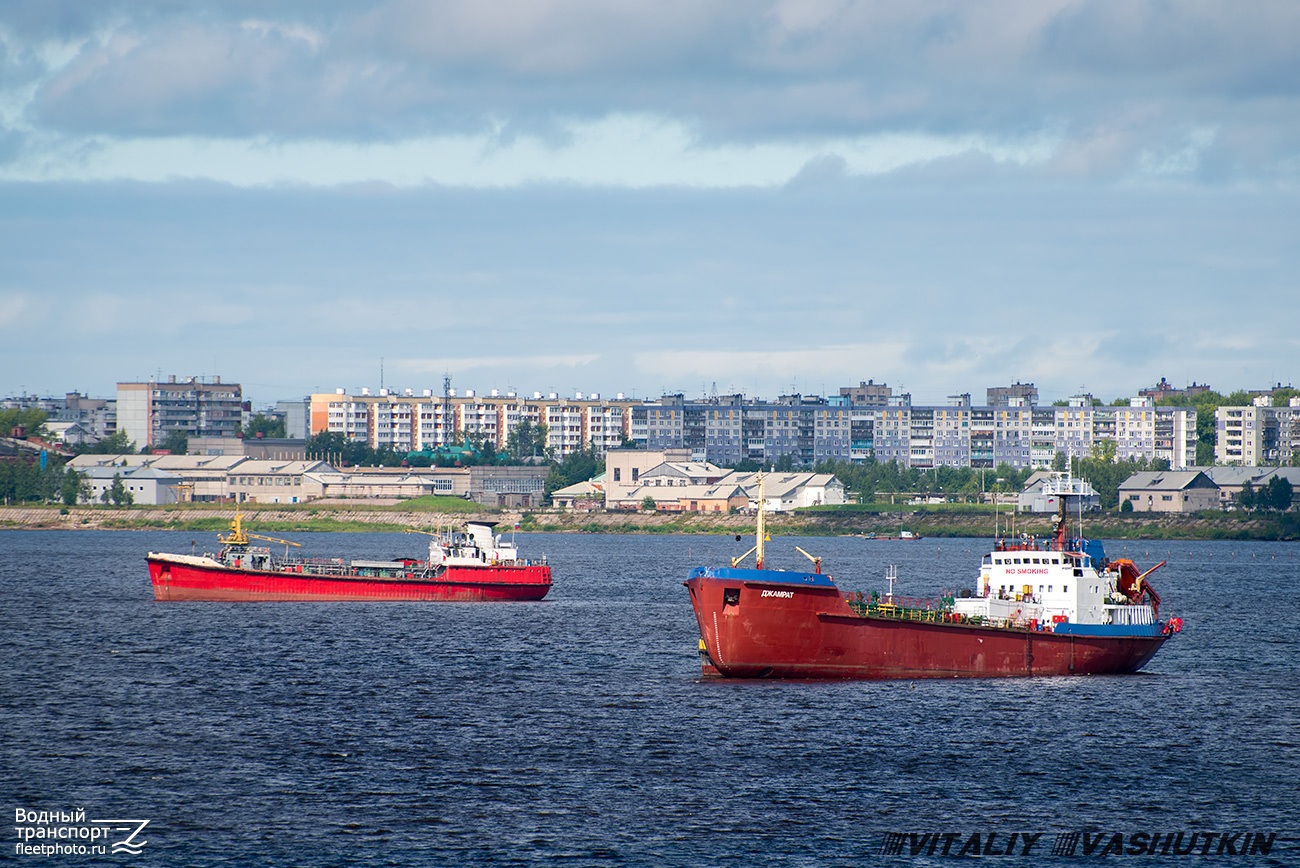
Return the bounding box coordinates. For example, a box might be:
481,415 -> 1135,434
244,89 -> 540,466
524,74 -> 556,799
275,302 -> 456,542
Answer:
730,470 -> 768,569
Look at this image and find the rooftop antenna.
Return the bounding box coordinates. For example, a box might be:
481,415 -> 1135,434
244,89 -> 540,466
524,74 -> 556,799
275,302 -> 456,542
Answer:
380,358 -> 384,392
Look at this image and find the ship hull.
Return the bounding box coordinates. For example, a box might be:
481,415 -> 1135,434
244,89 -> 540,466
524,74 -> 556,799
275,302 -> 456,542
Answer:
148,554 -> 551,602
686,570 -> 1168,679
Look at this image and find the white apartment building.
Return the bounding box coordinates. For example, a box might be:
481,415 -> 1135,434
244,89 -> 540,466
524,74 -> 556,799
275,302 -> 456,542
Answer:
310,388 -> 634,459
1216,396 -> 1300,465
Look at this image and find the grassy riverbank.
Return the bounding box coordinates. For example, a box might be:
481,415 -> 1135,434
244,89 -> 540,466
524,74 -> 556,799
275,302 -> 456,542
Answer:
1,502 -> 1296,540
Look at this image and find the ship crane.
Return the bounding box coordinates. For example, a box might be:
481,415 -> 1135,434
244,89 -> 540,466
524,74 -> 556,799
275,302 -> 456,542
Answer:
794,546 -> 823,574
247,533 -> 301,548
1110,558 -> 1166,615
219,510 -> 302,551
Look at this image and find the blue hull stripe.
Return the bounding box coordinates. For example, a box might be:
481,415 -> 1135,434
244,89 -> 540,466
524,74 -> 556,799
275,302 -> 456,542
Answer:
1051,622 -> 1165,637
688,566 -> 838,589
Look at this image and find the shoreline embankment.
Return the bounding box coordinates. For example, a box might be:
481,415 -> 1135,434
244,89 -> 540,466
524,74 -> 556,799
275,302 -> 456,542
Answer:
1,504 -> 1293,541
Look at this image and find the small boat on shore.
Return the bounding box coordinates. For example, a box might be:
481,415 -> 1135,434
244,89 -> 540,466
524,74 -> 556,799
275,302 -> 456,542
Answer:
147,513 -> 551,602
685,472 -> 1180,679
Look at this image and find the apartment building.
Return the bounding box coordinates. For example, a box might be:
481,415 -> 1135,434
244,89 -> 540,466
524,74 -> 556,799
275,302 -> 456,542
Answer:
636,393 -> 852,466
301,380 -> 1201,471
117,376 -> 242,450
1,391 -> 117,440
309,388 -> 635,459
629,389 -> 1197,470
1215,397 -> 1300,465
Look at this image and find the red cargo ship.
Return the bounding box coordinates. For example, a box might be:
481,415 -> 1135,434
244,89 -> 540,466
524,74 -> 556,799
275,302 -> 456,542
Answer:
148,513 -> 551,602
686,473 -> 1180,679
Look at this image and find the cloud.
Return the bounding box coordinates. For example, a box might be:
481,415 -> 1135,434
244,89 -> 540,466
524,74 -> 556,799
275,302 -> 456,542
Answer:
634,345 -> 912,393
785,153 -> 849,190
0,292 -> 31,326
398,354 -> 603,376
1,85 -> 1296,409
1,1 -> 1297,185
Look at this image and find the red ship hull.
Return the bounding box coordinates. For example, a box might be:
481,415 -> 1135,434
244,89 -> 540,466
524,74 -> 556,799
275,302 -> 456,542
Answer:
148,555 -> 551,602
686,573 -> 1167,679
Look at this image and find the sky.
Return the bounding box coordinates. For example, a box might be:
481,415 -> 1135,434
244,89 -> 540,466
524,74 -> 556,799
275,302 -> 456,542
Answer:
2,1 -> 1297,408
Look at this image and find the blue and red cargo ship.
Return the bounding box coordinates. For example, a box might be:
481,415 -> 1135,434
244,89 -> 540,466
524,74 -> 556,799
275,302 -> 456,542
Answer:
686,473 -> 1180,679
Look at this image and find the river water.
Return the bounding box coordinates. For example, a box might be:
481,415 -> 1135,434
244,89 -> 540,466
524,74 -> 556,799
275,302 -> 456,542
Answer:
1,531 -> 1296,866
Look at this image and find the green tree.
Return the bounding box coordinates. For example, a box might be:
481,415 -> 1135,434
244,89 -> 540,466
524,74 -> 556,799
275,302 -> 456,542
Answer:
306,431 -> 372,466
60,467 -> 84,506
0,462 -> 36,503
1265,476 -> 1293,511
1089,439 -> 1119,463
641,495 -> 657,511
506,421 -> 549,462
306,431 -> 347,462
459,432 -> 498,465
159,429 -> 189,455
545,448 -> 602,500
0,407 -> 49,439
1072,454 -> 1151,509
1238,482 -> 1255,510
109,473 -> 133,507
372,444 -> 405,467
74,430 -> 135,455
242,414 -> 286,439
